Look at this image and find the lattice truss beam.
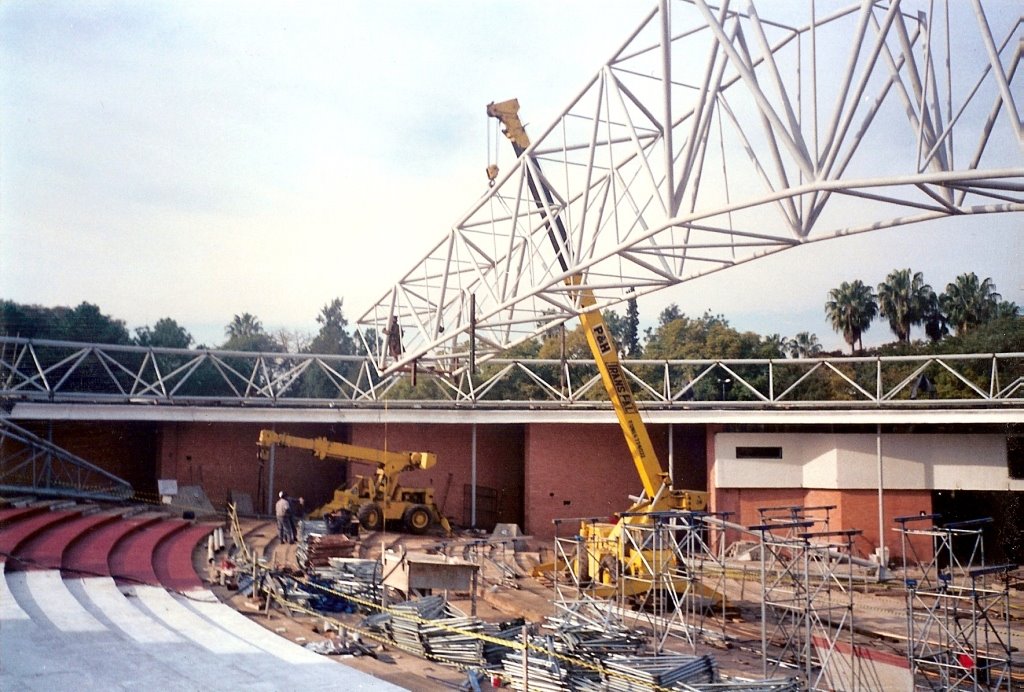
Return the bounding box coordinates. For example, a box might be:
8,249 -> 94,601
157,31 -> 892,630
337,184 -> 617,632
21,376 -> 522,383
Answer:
0,419 -> 132,500
357,0 -> 1023,375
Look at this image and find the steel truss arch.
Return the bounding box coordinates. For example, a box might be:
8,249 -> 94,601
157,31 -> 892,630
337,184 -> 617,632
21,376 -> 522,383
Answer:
355,0 -> 1023,375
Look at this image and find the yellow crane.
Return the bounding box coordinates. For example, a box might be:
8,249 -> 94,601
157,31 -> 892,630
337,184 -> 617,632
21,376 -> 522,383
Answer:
487,99 -> 710,595
257,429 -> 451,535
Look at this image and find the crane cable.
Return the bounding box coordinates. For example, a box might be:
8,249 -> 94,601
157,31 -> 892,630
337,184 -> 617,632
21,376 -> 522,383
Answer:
486,116 -> 500,187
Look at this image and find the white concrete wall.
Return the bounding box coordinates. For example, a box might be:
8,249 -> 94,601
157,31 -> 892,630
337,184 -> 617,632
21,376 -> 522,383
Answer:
714,433 -> 1017,491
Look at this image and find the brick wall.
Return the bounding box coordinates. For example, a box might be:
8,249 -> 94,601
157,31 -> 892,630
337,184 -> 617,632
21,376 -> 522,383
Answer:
525,423 -> 646,539
156,422 -> 349,514
9,416 -> 944,562
18,421 -> 159,493
712,486 -> 932,561
349,423 -> 524,529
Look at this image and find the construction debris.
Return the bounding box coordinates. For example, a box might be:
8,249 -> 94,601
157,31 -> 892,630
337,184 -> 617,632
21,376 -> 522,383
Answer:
301,532 -> 357,567
223,507 -> 943,691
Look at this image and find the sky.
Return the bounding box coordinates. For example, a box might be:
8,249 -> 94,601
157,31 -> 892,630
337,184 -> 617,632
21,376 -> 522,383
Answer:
2,1 -> 1021,352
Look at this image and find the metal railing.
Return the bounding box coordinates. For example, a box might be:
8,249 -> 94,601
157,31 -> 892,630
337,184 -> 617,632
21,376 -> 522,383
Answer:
1,336 -> 1022,409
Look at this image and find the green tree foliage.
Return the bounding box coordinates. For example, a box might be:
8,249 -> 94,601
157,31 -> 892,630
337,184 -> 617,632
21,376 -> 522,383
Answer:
760,334 -> 789,359
1,301 -> 131,344
786,332 -> 822,359
134,318 -> 193,348
825,280 -> 878,354
600,310 -> 628,356
941,273 -> 1002,335
644,309 -> 756,359
994,301 -> 1021,320
221,313 -> 281,352
308,299 -> 355,355
922,289 -> 949,342
642,309 -> 770,400
624,295 -> 641,357
298,299 -> 359,399
473,338 -> 547,401
59,302 -> 132,344
1,301 -> 59,339
877,268 -> 932,343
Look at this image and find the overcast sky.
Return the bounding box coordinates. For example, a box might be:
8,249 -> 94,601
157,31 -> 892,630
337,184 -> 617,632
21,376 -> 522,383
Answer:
2,1 -> 1021,351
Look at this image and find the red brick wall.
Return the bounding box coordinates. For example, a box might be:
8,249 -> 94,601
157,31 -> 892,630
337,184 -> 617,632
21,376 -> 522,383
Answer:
156,422 -> 349,514
712,486 -> 932,561
8,417 -> 934,561
525,423 -> 643,539
17,421 -> 159,493
349,423 -> 524,529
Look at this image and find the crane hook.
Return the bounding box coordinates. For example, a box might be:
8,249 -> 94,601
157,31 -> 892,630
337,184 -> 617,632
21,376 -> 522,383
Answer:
486,164 -> 499,188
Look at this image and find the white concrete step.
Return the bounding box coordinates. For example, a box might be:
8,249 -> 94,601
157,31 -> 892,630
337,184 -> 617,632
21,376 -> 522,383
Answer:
0,566 -> 405,691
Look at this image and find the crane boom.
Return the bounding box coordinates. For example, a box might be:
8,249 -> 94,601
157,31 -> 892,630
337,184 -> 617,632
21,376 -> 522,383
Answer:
257,430 -> 436,476
256,429 -> 449,534
487,98 -> 706,511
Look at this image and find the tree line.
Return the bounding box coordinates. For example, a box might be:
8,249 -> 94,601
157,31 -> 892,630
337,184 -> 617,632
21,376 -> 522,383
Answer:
0,298 -> 359,355
826,269 -> 1019,354
1,267 -> 1019,366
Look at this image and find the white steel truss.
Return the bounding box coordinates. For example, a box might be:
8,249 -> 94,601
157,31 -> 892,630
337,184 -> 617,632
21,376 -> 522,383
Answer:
356,0 -> 1024,375
1,336 -> 1022,409
0,419 -> 133,501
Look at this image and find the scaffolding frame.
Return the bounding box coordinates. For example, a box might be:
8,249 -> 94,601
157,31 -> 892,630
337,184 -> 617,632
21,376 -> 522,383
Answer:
896,516 -> 1018,690
617,511 -> 730,653
751,505 -> 863,691
548,511 -> 729,653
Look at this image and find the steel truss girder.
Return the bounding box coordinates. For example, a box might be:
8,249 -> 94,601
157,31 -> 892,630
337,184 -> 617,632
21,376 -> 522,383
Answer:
0,418 -> 132,500
1,336 -> 1021,409
355,0 -> 1024,376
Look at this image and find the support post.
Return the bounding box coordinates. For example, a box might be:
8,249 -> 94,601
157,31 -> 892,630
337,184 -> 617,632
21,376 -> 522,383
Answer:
668,422 -> 674,484
471,423 -> 478,528
267,444 -> 276,516
877,423 -> 887,580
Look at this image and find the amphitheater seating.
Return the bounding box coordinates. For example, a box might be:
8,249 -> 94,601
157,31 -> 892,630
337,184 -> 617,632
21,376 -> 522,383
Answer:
0,499 -> 401,690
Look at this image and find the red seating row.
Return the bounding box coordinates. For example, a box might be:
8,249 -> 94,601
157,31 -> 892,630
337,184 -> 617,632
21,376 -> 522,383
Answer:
0,503 -> 217,592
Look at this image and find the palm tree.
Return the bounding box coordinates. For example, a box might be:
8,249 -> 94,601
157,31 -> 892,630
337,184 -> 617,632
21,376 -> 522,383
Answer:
993,300 -> 1021,320
762,333 -> 790,358
825,280 -> 878,354
877,268 -> 931,343
788,331 -> 823,359
941,273 -> 1001,335
222,312 -> 280,353
225,313 -> 263,340
922,289 -> 949,342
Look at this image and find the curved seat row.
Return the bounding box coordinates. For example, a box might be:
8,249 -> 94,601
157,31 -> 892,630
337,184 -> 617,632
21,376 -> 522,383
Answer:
0,501 -> 402,690
0,503 -> 210,592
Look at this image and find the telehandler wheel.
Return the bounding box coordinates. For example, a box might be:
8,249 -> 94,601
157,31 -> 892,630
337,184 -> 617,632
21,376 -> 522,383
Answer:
357,503 -> 383,531
403,504 -> 432,535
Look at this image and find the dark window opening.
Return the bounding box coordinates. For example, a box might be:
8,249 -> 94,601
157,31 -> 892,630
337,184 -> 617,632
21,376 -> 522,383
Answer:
1008,435 -> 1024,480
736,446 -> 783,459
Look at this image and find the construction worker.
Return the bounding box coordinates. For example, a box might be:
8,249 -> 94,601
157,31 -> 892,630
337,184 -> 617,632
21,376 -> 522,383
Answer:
275,491 -> 293,544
